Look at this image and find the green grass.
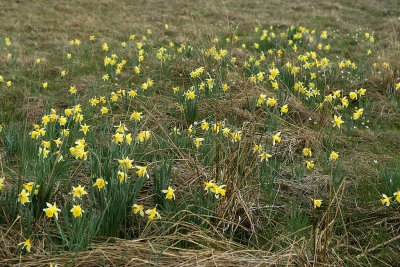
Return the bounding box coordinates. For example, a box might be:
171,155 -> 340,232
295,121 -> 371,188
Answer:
0,0 -> 400,266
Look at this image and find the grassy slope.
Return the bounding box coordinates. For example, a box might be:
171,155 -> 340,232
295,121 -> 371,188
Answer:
0,0 -> 400,266
0,0 -> 399,118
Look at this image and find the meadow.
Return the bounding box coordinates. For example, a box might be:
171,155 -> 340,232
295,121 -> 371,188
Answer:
0,0 -> 399,266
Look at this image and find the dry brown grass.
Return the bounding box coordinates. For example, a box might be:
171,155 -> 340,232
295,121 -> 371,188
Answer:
0,216 -> 302,267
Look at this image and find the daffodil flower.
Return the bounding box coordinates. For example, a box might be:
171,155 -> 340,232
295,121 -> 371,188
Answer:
381,194 -> 392,206
43,202 -> 61,219
70,205 -> 84,218
18,189 -> 30,205
194,137 -> 204,149
310,198 -> 322,208
161,186 -> 176,200
93,178 -> 108,190
18,238 -> 31,252
303,148 -> 312,157
332,115 -> 344,128
145,207 -> 161,221
71,185 -> 88,199
329,151 -> 339,161
0,177 -> 4,191
393,191 -> 400,203
118,157 -> 134,169
135,165 -> 148,178
272,132 -> 282,146
259,152 -> 272,162
133,204 -> 144,216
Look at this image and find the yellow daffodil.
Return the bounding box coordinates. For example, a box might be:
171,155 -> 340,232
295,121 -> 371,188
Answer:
145,207 -> 161,221
332,115 -> 344,128
221,127 -> 230,137
113,132 -> 124,144
69,139 -> 88,160
125,133 -> 132,144
42,115 -> 50,125
204,180 -> 216,191
211,184 -> 226,199
349,91 -> 358,100
256,94 -> 266,107
253,144 -> 263,153
303,147 -> 312,157
161,186 -> 175,200
18,238 -> 31,252
64,108 -> 72,117
204,180 -> 226,198
311,198 -> 322,208
93,178 -> 108,190
194,137 -> 204,149
135,165 -> 148,178
61,129 -> 70,137
305,160 -> 315,170
18,189 -> 30,205
266,97 -> 276,108
102,74 -> 109,81
269,68 -> 279,80
115,122 -> 128,133
136,131 -> 151,143
118,157 -> 133,169
80,124 -> 90,135
340,97 -> 349,108
5,37 -> 11,46
200,121 -> 209,131
172,127 -> 181,135
130,111 -> 142,121
259,152 -> 272,162
118,171 -> 127,183
59,116 -> 67,125
133,204 -> 144,216
34,185 -> 40,195
280,104 -> 289,114
381,194 -> 392,206
71,185 -> 88,199
353,108 -> 364,120
69,86 -> 77,94
272,132 -> 282,146
128,90 -> 137,98
43,202 -> 61,219
70,205 -> 84,218
230,131 -> 242,143
329,151 -> 339,161
185,90 -> 196,100
23,182 -> 35,193
100,106 -> 109,115
0,177 -> 4,191
393,191 -> 400,203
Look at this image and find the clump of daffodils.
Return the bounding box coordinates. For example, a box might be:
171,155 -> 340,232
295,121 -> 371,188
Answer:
69,139 -> 89,160
204,180 -> 226,199
2,22 -> 397,258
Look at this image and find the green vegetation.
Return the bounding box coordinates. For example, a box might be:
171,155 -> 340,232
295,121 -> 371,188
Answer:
0,0 -> 399,266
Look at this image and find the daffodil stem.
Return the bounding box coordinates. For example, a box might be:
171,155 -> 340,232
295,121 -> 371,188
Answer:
323,160 -> 334,263
55,218 -> 68,248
